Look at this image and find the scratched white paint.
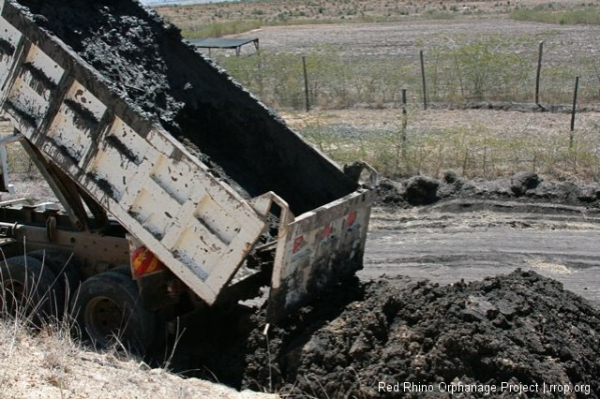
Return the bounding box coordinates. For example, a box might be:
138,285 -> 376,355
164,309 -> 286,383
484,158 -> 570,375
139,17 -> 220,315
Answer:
0,10 -> 375,311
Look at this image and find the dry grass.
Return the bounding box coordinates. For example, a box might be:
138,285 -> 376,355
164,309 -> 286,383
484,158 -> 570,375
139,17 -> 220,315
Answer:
0,318 -> 275,398
282,107 -> 600,181
0,251 -> 276,399
153,0 -> 580,37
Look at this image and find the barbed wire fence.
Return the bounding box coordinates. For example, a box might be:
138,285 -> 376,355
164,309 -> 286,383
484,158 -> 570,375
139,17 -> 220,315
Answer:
215,36 -> 600,113
210,37 -> 600,179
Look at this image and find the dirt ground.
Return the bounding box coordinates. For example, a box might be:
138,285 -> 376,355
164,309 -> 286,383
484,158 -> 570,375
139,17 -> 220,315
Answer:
369,173 -> 600,307
0,320 -> 276,399
156,0 -> 590,48
233,18 -> 600,63
183,14 -> 600,75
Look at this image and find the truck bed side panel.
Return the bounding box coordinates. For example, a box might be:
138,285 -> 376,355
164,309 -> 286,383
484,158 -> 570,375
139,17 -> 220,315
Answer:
0,2 -> 267,304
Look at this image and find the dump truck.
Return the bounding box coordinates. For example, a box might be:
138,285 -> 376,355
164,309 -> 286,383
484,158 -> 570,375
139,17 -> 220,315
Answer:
0,0 -> 376,351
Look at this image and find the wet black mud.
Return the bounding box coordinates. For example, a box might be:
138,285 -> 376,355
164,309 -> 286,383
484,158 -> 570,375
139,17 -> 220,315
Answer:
378,171 -> 600,211
164,271 -> 600,398
242,271 -> 600,398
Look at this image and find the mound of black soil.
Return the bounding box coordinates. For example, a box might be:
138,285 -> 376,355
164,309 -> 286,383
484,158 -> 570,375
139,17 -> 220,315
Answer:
160,271 -> 599,398
378,171 -> 600,210
241,271 -> 600,398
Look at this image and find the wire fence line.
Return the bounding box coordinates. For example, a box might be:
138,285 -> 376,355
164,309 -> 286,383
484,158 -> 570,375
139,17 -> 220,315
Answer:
301,118 -> 600,179
211,34 -> 600,180
214,36 -> 600,112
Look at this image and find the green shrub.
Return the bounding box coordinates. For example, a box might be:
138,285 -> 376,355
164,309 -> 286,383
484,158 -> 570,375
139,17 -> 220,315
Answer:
511,6 -> 600,25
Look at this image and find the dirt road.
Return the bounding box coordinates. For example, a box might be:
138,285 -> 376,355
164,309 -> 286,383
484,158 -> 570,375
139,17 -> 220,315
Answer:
363,200 -> 600,308
240,17 -> 600,64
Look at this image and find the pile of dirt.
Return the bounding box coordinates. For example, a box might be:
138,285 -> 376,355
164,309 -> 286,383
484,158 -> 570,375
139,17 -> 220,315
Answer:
378,171 -> 600,209
240,271 -> 600,398
159,270 -> 599,398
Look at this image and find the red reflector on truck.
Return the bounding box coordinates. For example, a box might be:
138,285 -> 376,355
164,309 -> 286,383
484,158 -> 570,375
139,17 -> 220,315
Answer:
131,246 -> 164,276
292,236 -> 305,254
347,211 -> 357,227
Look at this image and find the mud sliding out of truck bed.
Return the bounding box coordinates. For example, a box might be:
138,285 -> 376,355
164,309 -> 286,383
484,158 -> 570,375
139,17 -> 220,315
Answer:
11,0 -> 358,215
0,0 -> 375,323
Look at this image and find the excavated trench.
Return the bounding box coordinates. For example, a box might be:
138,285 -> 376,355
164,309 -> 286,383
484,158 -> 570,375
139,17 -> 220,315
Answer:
11,1 -> 600,397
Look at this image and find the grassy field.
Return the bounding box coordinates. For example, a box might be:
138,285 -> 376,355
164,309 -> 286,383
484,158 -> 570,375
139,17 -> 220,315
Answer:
511,3 -> 600,26
154,0 -> 589,38
153,0 -> 600,110
155,0 -> 482,38
152,1 -> 600,181
283,108 -> 600,181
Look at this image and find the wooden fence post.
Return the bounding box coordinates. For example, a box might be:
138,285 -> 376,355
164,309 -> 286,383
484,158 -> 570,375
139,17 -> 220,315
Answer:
401,88 -> 408,160
570,75 -> 579,148
535,41 -> 544,104
420,50 -> 427,110
302,56 -> 310,112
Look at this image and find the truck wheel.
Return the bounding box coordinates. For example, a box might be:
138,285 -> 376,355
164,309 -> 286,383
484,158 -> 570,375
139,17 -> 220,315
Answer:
28,250 -> 81,299
0,256 -> 64,324
109,264 -> 132,277
71,271 -> 156,354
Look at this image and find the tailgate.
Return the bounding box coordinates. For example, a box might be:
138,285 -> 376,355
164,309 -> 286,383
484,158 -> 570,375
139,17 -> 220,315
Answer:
267,187 -> 375,323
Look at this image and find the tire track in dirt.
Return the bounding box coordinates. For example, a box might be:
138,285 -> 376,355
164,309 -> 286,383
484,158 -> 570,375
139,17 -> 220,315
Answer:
362,206 -> 600,308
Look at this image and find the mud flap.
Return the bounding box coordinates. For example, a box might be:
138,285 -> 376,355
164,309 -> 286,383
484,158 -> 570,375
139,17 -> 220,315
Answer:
267,188 -> 375,323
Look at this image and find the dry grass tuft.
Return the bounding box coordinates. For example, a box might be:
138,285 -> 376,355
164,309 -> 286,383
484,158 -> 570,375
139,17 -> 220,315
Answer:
0,316 -> 277,398
0,251 -> 277,399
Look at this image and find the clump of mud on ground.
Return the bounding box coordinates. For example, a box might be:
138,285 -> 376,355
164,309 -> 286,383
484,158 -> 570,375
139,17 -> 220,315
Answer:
241,270 -> 600,398
378,171 -> 600,209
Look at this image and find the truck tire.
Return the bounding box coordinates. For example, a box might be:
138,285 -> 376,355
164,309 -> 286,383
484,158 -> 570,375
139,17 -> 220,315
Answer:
109,264 -> 132,277
71,271 -> 156,354
28,249 -> 81,299
0,255 -> 64,324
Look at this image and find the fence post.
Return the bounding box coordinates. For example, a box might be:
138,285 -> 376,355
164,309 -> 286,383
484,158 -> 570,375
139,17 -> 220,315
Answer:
483,146 -> 487,177
401,88 -> 408,160
257,53 -> 264,99
401,88 -> 408,142
420,50 -> 427,110
302,56 -> 310,112
535,41 -> 544,104
570,75 -> 579,147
